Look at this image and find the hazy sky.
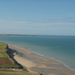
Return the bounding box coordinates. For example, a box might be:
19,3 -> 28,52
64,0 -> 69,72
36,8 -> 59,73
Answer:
0,0 -> 75,35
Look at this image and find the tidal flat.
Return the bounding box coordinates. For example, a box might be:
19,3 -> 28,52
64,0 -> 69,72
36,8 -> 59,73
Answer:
8,44 -> 75,75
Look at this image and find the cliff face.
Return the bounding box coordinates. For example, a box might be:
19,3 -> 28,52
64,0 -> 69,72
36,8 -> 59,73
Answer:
6,46 -> 23,69
6,46 -> 16,58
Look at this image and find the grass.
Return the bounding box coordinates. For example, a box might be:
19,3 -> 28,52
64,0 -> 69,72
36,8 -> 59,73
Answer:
0,52 -> 8,58
0,70 -> 29,75
0,42 -> 7,53
0,42 -> 19,68
0,43 -> 7,49
0,64 -> 19,68
0,53 -> 3,57
0,70 -> 39,75
0,42 -> 40,75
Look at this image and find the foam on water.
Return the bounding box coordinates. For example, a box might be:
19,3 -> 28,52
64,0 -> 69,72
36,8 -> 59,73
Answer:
31,50 -> 75,72
25,48 -> 75,72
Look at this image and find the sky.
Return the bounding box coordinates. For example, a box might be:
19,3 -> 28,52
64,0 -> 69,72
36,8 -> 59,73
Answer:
0,0 -> 75,35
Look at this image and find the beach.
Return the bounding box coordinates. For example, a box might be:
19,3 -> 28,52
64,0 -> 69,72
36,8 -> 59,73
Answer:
8,44 -> 75,75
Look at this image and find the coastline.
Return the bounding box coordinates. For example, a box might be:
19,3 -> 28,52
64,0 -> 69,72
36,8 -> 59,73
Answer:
8,44 -> 75,75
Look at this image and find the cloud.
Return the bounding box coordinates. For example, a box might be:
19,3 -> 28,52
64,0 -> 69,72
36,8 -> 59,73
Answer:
0,18 -> 75,35
14,21 -> 28,23
69,14 -> 75,16
0,17 -> 75,30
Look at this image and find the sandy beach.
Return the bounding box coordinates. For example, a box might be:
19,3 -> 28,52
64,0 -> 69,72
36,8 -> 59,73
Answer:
8,44 -> 75,75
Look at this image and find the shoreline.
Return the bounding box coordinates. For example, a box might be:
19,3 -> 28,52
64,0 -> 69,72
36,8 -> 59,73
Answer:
27,50 -> 75,72
8,44 -> 75,75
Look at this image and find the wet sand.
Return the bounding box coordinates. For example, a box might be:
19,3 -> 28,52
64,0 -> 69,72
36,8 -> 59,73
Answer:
8,44 -> 75,75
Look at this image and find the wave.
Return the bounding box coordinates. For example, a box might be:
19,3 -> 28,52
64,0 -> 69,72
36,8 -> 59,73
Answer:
27,49 -> 75,72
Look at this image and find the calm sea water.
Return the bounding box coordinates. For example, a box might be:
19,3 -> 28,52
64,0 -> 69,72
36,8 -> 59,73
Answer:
0,36 -> 75,70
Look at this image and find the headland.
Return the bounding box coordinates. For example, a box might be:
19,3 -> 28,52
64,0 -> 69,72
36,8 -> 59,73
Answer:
0,42 -> 39,75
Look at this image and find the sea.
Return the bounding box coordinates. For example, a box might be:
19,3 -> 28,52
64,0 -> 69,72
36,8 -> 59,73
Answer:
0,35 -> 75,71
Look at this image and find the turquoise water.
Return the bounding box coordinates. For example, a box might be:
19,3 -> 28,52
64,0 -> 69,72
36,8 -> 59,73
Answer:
0,36 -> 75,70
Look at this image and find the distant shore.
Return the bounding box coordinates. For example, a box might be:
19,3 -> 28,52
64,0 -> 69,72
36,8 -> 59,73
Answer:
0,34 -> 37,36
8,44 -> 75,75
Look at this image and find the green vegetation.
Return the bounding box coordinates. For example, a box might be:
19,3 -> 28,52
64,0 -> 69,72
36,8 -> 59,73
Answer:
0,42 -> 19,68
0,42 -> 7,49
0,42 -> 40,75
0,52 -> 8,58
0,70 -> 39,75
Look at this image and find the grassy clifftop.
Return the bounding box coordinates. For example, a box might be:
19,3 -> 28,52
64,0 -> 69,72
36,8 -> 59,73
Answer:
0,42 -> 19,68
0,42 -> 40,75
